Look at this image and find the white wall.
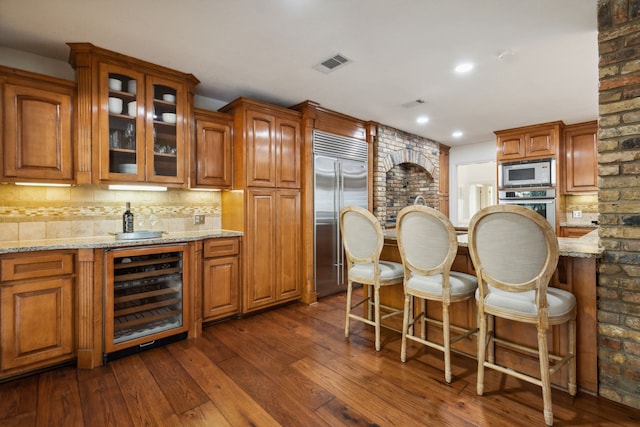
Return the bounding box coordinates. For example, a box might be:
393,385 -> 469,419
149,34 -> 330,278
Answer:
449,140 -> 497,227
0,47 -> 75,80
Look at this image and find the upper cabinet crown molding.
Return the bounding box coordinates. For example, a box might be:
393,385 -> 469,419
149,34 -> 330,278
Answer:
67,43 -> 199,187
67,43 -> 200,86
0,65 -> 76,183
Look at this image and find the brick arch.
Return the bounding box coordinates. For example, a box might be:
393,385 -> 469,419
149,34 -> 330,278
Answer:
382,149 -> 437,178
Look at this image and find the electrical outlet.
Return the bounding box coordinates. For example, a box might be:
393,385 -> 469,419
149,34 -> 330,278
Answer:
194,214 -> 205,225
572,210 -> 582,219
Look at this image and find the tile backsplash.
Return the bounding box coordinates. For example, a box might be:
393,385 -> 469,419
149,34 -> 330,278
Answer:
561,193 -> 599,225
0,184 -> 222,242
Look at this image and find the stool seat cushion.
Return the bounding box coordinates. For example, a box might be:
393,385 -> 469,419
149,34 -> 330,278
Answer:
349,260 -> 404,282
407,271 -> 477,297
477,286 -> 576,318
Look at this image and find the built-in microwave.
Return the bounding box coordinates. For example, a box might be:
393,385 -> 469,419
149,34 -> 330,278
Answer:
498,158 -> 555,188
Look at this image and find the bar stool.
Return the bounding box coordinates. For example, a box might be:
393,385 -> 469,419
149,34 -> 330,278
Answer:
468,204 -> 576,426
340,206 -> 404,351
396,205 -> 478,383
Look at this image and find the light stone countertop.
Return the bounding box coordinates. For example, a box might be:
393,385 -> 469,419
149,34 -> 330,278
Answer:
384,228 -> 603,259
0,229 -> 243,254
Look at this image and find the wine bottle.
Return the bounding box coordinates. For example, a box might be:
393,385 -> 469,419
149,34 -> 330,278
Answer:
123,202 -> 134,233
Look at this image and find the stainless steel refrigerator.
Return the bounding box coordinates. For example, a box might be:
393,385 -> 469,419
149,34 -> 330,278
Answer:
313,130 -> 368,297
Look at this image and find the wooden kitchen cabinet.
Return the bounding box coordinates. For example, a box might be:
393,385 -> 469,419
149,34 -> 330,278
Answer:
221,97 -> 301,189
560,226 -> 593,238
202,237 -> 240,321
68,43 -> 199,187
1,66 -> 75,183
221,98 -> 303,313
194,109 -> 233,188
496,121 -> 564,162
563,120 -> 598,193
438,145 -> 450,216
0,250 -> 75,377
243,188 -> 301,311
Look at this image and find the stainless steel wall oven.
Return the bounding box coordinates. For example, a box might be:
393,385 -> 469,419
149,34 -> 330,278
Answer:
498,188 -> 556,230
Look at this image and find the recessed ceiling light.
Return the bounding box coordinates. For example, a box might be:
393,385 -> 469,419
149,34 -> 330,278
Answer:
498,49 -> 516,60
454,63 -> 474,73
416,116 -> 429,124
452,131 -> 463,138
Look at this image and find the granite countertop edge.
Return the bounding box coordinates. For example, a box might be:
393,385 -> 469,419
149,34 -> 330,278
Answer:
383,229 -> 603,259
0,229 -> 243,254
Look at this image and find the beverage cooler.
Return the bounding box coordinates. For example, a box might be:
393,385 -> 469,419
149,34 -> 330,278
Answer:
104,244 -> 189,361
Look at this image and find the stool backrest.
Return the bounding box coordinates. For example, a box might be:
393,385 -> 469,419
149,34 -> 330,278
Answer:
340,206 -> 383,265
468,205 -> 559,305
397,206 -> 458,276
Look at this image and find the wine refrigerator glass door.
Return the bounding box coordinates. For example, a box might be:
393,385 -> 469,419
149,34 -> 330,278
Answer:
104,244 -> 189,354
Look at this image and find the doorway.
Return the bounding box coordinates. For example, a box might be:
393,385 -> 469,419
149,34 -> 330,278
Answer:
456,161 -> 497,226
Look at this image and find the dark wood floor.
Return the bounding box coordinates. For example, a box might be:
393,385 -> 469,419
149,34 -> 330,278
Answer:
2,289 -> 640,426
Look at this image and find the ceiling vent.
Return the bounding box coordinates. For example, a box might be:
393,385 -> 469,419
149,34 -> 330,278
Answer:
313,53 -> 352,74
402,99 -> 427,108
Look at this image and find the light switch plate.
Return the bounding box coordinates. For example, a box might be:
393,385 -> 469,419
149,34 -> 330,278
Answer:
572,210 -> 583,219
194,214 -> 205,225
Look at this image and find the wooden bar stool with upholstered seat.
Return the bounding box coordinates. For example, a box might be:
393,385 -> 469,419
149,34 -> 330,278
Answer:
396,205 -> 478,383
340,206 -> 404,351
468,204 -> 577,427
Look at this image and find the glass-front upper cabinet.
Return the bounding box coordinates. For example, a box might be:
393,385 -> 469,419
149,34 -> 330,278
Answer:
100,64 -> 145,182
68,43 -> 198,187
145,75 -> 185,184
99,64 -> 185,185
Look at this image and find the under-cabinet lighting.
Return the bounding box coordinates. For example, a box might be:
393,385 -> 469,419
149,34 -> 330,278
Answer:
189,188 -> 220,192
15,182 -> 72,187
108,184 -> 167,192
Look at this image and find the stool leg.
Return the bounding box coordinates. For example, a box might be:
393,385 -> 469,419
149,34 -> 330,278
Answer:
401,293 -> 411,362
374,284 -> 381,351
477,311 -> 487,396
538,328 -> 553,426
345,280 -> 353,338
443,301 -> 451,383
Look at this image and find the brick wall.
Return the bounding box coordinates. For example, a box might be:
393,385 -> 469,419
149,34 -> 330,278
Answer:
598,0 -> 640,409
373,124 -> 440,225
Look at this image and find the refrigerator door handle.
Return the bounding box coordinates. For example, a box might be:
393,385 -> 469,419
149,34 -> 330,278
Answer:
331,160 -> 341,268
337,161 -> 345,285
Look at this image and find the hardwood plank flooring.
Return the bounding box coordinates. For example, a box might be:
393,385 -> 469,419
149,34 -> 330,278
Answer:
1,289 -> 640,426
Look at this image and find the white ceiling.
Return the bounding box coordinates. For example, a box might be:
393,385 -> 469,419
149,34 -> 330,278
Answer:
0,0 -> 599,147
